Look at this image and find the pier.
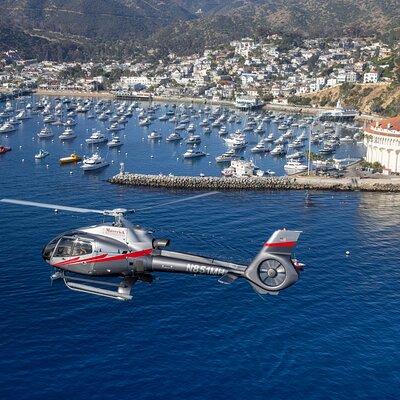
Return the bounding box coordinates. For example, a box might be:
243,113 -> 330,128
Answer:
108,172 -> 400,192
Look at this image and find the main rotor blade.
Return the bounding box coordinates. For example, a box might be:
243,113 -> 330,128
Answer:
1,198 -> 105,214
134,191 -> 219,212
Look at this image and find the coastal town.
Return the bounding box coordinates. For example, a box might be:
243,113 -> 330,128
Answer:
0,35 -> 397,111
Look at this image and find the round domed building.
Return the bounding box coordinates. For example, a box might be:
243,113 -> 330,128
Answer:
364,116 -> 400,173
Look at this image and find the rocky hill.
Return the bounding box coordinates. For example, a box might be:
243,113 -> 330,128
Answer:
300,83 -> 400,117
0,0 -> 399,60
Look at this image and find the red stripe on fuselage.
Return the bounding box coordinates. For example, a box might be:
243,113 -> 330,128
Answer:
53,249 -> 152,268
264,241 -> 297,248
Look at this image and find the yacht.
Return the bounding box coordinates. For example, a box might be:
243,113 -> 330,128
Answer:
183,148 -> 206,159
81,153 -> 109,171
148,131 -> 162,140
159,114 -> 169,121
35,149 -> 50,159
186,135 -> 201,145
37,126 -> 54,138
187,123 -> 196,132
286,151 -> 304,160
43,115 -> 56,124
271,144 -> 286,156
109,123 -> 122,132
166,132 -> 182,142
284,160 -> 308,175
0,122 -> 17,133
264,133 -> 275,143
218,126 -> 228,136
319,100 -> 358,122
98,112 -> 108,121
107,136 -> 123,148
251,141 -> 270,154
254,124 -> 265,134
16,110 -> 30,120
86,130 -> 107,144
340,135 -> 354,143
215,149 -> 241,163
139,118 -> 151,127
175,123 -> 186,130
318,145 -> 335,156
59,127 -> 77,140
288,139 -> 304,149
231,137 -> 247,150
64,118 -> 76,127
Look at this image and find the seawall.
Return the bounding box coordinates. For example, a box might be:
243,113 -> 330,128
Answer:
108,173 -> 400,192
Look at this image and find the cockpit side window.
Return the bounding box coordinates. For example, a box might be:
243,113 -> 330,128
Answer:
71,240 -> 93,256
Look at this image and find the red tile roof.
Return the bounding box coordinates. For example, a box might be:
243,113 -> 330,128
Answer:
368,116 -> 400,133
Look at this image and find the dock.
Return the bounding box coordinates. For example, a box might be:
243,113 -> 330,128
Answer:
108,172 -> 400,192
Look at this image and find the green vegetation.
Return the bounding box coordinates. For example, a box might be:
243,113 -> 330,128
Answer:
360,160 -> 383,173
288,96 -> 311,106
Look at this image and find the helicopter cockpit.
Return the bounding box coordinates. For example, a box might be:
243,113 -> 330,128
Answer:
42,231 -> 94,261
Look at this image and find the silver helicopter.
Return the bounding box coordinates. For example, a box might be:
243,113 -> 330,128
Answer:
1,195 -> 304,301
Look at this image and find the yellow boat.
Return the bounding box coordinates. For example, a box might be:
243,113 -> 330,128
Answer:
59,153 -> 82,165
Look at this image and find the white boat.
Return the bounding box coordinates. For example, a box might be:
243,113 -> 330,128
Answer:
0,122 -> 17,133
109,123 -> 122,132
175,123 -> 186,130
139,118 -> 151,127
81,153 -> 109,171
284,160 -> 308,175
218,126 -> 228,136
215,149 -> 241,163
64,118 -> 76,127
183,148 -> 206,159
43,115 -> 56,124
264,133 -> 275,143
340,135 -> 354,143
251,141 -> 270,153
59,127 -> 76,140
186,134 -> 201,145
271,144 -> 286,156
86,130 -> 107,144
37,126 -> 54,138
166,132 -> 182,142
286,151 -> 304,160
107,136 -> 123,148
16,110 -> 30,120
159,114 -> 169,121
35,149 -> 50,159
148,131 -> 162,140
187,123 -> 195,132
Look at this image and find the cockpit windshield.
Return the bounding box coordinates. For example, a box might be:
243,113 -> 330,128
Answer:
42,236 -> 61,261
53,237 -> 93,258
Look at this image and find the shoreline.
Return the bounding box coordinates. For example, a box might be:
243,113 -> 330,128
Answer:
108,173 -> 400,193
0,88 -> 379,121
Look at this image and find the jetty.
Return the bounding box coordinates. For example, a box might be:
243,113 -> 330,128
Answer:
108,172 -> 400,192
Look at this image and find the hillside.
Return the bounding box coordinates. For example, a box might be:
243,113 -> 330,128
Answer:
301,83 -> 400,117
0,0 -> 399,60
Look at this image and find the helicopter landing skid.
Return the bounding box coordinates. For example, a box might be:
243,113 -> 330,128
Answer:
53,272 -> 136,301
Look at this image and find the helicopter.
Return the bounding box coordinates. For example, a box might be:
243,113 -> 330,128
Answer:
1,195 -> 304,301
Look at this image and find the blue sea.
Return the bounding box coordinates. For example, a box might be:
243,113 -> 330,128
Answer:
1,97 -> 399,399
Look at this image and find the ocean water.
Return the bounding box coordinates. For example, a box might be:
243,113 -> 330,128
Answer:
1,97 -> 400,399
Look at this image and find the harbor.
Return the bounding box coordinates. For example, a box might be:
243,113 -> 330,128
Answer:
0,94 -> 367,180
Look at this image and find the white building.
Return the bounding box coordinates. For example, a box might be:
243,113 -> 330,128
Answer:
363,71 -> 379,84
364,117 -> 400,173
